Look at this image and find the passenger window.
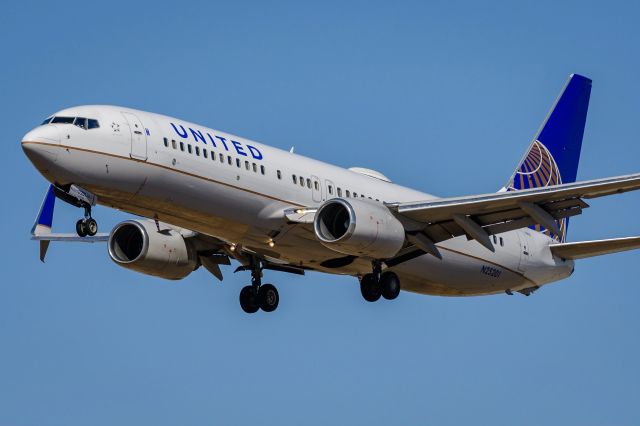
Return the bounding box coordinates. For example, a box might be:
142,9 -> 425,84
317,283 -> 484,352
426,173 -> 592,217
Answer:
353,192 -> 357,197
163,137 -> 169,147
314,181 -> 319,191
195,146 -> 200,156
172,140 -> 177,149
306,178 -> 311,189
346,190 -> 350,198
188,144 -> 193,154
236,158 -> 241,168
337,188 -> 342,197
219,153 -> 224,163
180,142 -> 185,152
300,177 -> 304,187
500,237 -> 504,247
277,170 -> 282,180
253,163 -> 257,173
328,185 -> 333,195
227,156 -> 232,165
203,149 -> 208,158
74,117 -> 87,129
245,161 -> 250,170
292,175 -> 297,184
493,235 -> 497,244
260,165 -> 265,175
87,119 -> 100,129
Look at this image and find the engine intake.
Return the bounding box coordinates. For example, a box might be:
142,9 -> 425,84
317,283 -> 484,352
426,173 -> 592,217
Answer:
108,220 -> 198,280
314,198 -> 405,259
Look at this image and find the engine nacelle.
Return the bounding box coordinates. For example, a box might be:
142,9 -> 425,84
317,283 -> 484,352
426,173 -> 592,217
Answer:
108,220 -> 198,280
314,198 -> 406,259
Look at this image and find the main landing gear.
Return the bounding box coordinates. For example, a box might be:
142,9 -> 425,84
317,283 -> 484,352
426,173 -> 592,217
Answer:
239,260 -> 279,314
360,261 -> 401,302
75,205 -> 98,237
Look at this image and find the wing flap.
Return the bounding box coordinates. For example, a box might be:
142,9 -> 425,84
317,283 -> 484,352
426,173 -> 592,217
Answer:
550,237 -> 640,260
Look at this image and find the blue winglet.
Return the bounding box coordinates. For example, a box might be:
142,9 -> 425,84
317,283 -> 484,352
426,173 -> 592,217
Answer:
31,185 -> 56,235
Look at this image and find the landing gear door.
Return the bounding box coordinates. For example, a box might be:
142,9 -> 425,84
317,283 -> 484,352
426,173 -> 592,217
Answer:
122,112 -> 147,161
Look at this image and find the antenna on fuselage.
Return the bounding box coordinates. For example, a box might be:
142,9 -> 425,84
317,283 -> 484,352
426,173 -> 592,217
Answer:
289,146 -> 295,153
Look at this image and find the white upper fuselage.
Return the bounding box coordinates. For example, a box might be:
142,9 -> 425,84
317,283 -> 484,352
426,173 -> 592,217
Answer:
21,105 -> 574,296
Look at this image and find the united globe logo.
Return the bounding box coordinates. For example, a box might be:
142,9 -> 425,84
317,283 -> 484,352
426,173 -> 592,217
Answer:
508,140 -> 567,242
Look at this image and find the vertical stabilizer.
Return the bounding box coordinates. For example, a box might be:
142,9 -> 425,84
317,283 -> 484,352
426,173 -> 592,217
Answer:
506,74 -> 592,241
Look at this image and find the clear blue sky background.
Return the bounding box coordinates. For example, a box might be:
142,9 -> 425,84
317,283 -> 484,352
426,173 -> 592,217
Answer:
1,1 -> 639,424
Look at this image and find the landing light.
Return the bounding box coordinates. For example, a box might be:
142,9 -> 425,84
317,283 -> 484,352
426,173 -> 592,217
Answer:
268,240 -> 275,248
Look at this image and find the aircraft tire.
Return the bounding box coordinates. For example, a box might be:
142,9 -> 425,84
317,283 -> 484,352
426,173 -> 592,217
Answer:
381,271 -> 401,300
239,286 -> 260,314
76,219 -> 87,237
85,218 -> 98,236
360,274 -> 381,302
258,284 -> 279,312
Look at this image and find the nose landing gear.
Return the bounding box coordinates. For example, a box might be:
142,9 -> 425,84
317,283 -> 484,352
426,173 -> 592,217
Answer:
75,205 -> 98,237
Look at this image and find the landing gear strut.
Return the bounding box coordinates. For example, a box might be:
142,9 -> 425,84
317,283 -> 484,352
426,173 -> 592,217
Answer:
360,261 -> 401,302
239,259 -> 279,314
75,205 -> 98,237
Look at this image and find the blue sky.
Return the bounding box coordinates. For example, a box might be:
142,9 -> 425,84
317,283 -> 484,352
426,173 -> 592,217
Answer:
1,1 -> 640,424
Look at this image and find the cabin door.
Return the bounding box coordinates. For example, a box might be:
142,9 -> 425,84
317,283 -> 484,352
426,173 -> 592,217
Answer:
517,230 -> 533,272
122,112 -> 147,161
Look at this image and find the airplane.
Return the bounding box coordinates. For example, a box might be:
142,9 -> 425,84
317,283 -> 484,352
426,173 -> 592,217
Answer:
22,74 -> 640,314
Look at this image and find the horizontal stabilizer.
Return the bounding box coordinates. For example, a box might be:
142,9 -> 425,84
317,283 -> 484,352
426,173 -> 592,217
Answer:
550,236 -> 640,260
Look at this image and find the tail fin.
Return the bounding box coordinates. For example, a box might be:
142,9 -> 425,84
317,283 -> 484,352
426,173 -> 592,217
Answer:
506,74 -> 592,241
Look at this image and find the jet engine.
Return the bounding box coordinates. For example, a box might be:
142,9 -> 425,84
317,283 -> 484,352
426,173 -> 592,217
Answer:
313,198 -> 406,259
108,220 -> 198,280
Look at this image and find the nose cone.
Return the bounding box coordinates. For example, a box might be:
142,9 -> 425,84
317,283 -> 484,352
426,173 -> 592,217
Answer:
22,125 -> 61,171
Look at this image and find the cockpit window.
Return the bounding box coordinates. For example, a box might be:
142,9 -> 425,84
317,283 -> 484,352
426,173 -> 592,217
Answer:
51,116 -> 75,124
46,116 -> 100,130
74,117 -> 87,129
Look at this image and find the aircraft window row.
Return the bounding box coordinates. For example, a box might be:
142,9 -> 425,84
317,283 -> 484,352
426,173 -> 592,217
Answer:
492,235 -> 505,247
164,137 -> 266,175
42,116 -> 99,129
288,173 -> 383,202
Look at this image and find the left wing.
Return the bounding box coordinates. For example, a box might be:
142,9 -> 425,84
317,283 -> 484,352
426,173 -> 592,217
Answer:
550,237 -> 640,260
389,173 -> 640,252
31,185 -> 109,261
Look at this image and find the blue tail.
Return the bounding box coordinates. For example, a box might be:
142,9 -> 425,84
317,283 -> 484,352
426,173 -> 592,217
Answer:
506,74 -> 592,241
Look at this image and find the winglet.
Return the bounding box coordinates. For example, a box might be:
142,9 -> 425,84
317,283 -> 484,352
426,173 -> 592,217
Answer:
31,185 -> 55,236
31,185 -> 56,262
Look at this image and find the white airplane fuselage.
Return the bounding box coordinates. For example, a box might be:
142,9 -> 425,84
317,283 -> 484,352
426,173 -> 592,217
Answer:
22,105 -> 574,296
